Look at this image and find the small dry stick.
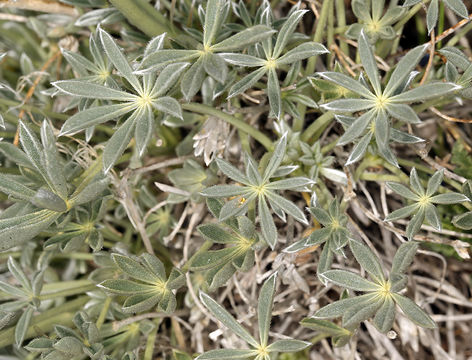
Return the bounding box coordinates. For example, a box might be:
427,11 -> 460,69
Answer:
420,28 -> 435,85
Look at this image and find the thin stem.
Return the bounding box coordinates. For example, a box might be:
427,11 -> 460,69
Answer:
335,0 -> 349,55
96,296 -> 112,330
182,103 -> 273,150
39,280 -> 96,300
301,111 -> 334,142
0,98 -> 68,121
306,0 -> 332,75
144,320 -> 159,360
296,0 -> 332,133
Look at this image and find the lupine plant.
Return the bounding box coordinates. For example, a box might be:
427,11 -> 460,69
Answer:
0,0 -> 471,358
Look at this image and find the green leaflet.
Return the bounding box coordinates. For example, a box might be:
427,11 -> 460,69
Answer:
0,210 -> 60,251
349,239 -> 385,284
212,26 -> 276,52
99,27 -> 142,94
358,30 -> 381,95
59,103 -> 135,136
102,114 -> 138,173
0,174 -> 36,201
273,10 -> 307,58
266,339 -> 311,352
392,293 -> 436,328
258,273 -> 276,346
391,242 -> 419,275
196,349 -> 259,360
320,270 -> 381,292
199,292 -> 259,348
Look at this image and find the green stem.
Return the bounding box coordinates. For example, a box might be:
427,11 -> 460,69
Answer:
96,296 -> 112,330
0,98 -> 68,121
109,0 -> 176,38
301,111 -> 334,142
296,0 -> 332,132
360,173 -> 403,182
182,103 -> 273,150
39,280 -> 96,300
0,296 -> 89,347
335,0 -> 349,55
321,138 -> 338,154
327,0 -> 335,66
144,320 -> 160,360
0,252 -> 94,261
306,0 -> 332,75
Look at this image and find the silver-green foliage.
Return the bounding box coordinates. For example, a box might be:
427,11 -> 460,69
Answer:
403,0 -> 468,34
54,28 -> 187,172
221,5 -> 328,119
197,273 -> 311,359
190,198 -> 262,291
347,0 -> 406,42
201,134 -> 313,249
385,168 -> 470,239
310,240 -> 436,334
0,257 -> 44,346
319,30 -> 459,166
25,311 -> 109,360
0,121 -> 109,251
139,0 -> 275,100
285,198 -> 350,282
98,253 -> 185,313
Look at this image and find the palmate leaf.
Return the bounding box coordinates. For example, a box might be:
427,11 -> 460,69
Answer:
316,234 -> 435,333
198,273 -> 309,357
385,168 -> 470,238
